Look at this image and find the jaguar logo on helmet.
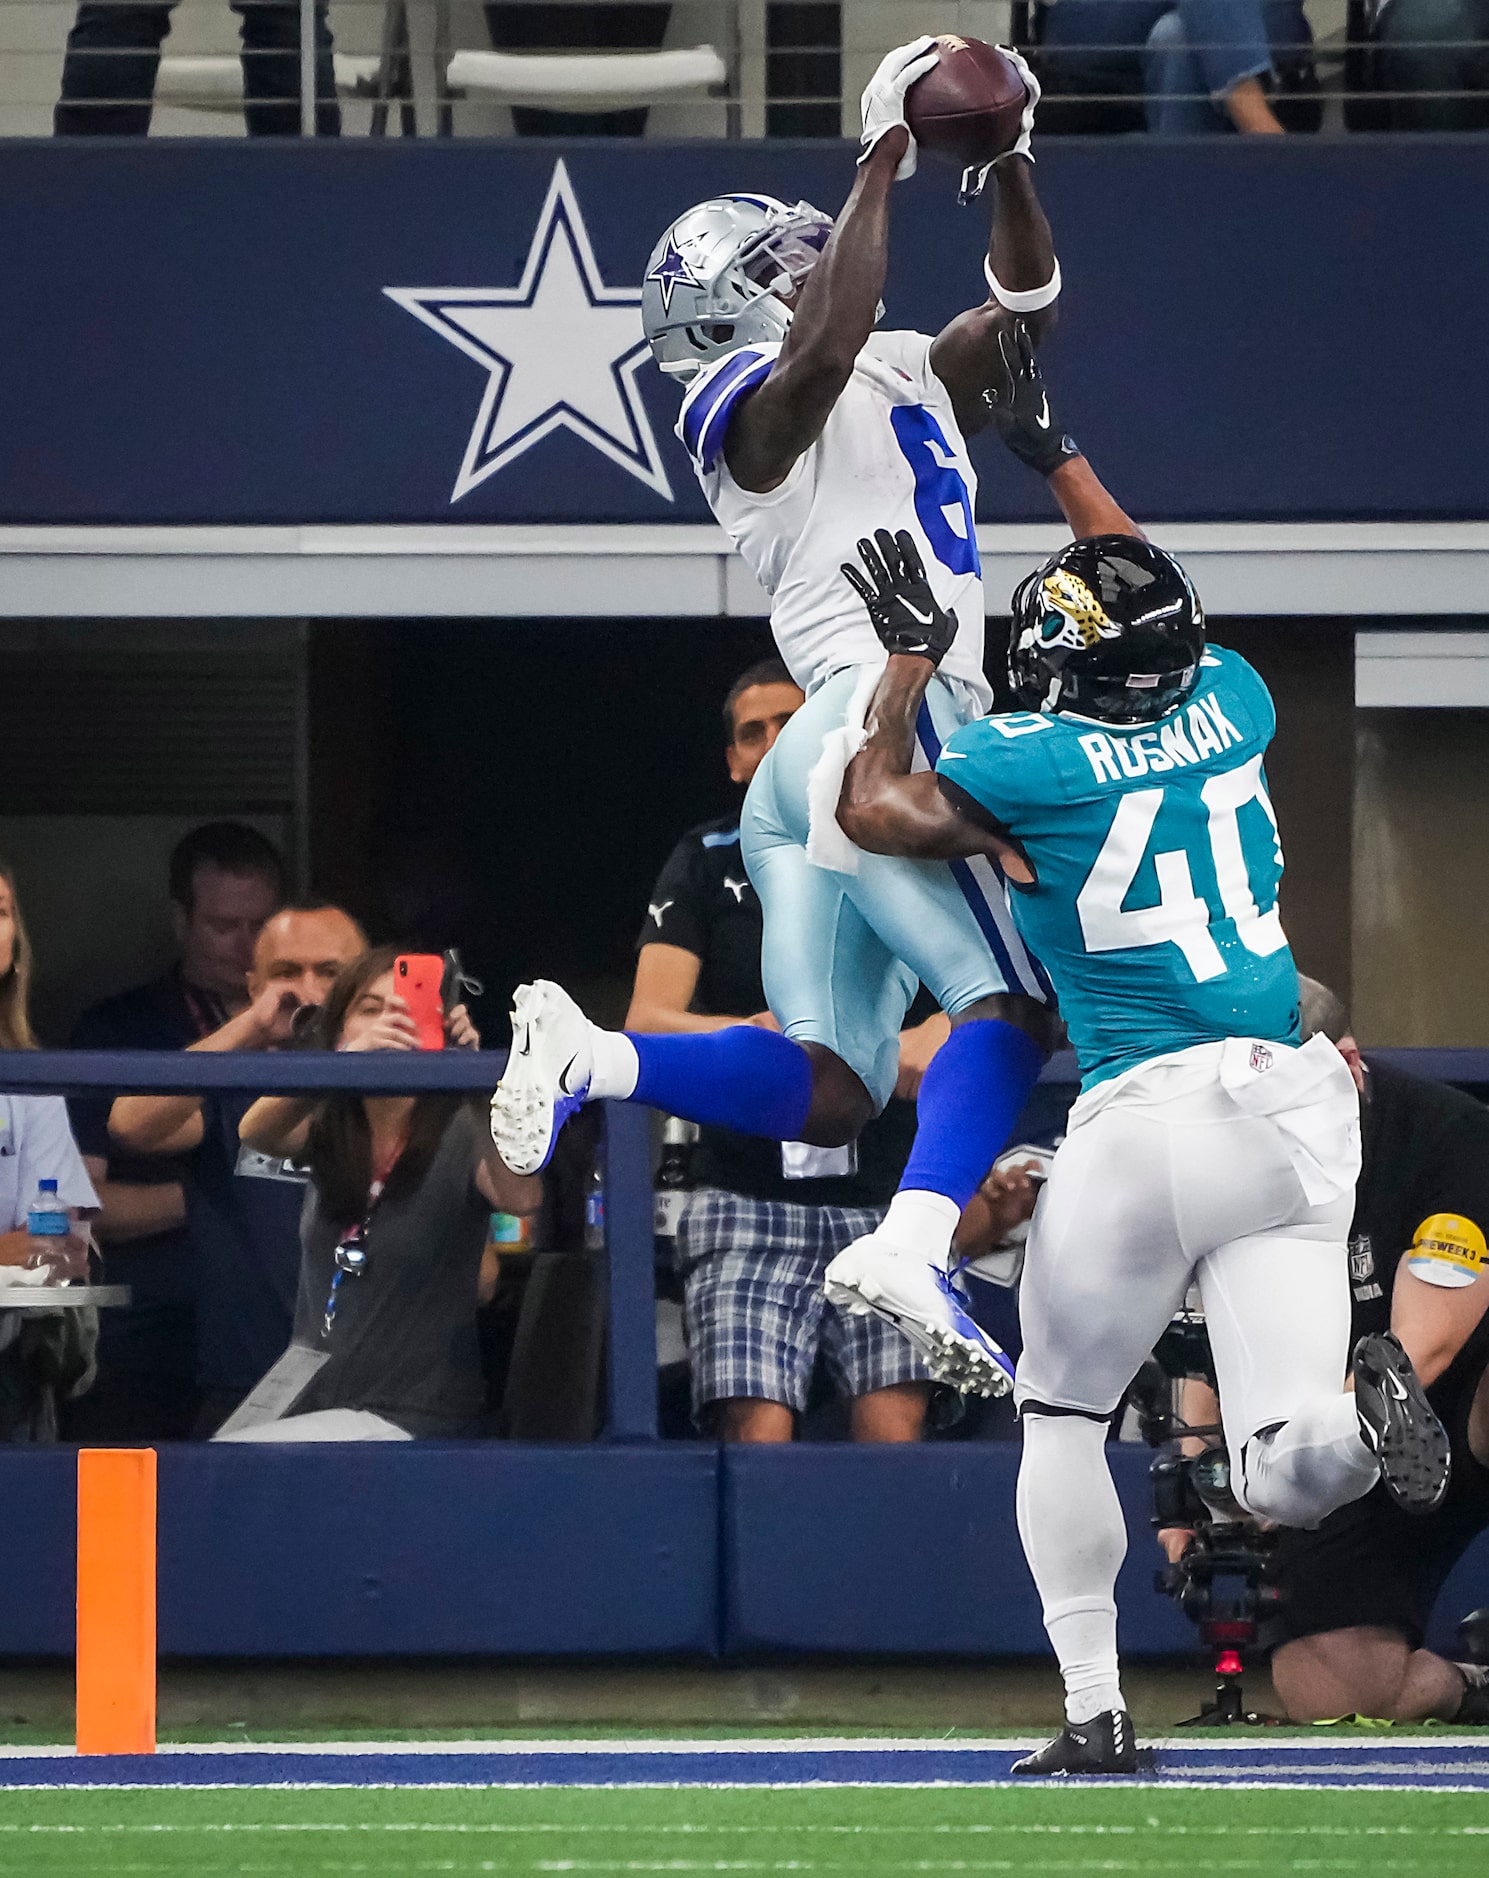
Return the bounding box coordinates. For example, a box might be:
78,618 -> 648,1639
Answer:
1007,535 -> 1208,727
1035,568 -> 1124,653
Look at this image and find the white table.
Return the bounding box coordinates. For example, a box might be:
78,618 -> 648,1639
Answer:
0,1286 -> 132,1311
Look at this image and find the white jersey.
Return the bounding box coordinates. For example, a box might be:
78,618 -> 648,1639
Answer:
676,331 -> 992,709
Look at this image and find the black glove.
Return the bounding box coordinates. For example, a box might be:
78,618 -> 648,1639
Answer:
983,318 -> 1080,478
841,529 -> 958,666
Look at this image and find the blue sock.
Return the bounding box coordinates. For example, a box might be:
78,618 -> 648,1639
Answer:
898,1019 -> 1042,1208
627,1027 -> 814,1139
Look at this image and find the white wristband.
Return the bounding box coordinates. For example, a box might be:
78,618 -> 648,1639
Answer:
985,255 -> 1062,312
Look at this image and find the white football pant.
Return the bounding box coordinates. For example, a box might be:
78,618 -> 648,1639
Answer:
1013,1035 -> 1379,1724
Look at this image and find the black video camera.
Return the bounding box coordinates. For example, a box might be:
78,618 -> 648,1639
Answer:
1125,1317 -> 1283,1726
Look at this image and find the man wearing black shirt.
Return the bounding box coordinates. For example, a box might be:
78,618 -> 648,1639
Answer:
110,902 -> 365,1435
65,821 -> 285,1440
628,659 -> 948,1442
1264,981 -> 1489,1722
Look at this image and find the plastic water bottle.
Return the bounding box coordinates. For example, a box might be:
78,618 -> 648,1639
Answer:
27,1178 -> 68,1241
26,1178 -> 77,1279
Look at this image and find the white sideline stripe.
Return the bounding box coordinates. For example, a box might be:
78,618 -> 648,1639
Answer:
5,1734 -> 1488,1757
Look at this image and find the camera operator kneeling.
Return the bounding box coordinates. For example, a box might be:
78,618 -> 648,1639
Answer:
221,946 -> 539,1441
1163,979 -> 1489,1723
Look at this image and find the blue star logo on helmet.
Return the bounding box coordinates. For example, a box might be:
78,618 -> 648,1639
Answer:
646,235 -> 697,317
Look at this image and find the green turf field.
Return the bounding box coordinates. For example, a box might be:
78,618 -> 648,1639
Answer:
2,1783 -> 1487,1878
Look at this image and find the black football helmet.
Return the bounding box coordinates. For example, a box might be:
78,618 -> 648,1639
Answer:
1008,535 -> 1205,725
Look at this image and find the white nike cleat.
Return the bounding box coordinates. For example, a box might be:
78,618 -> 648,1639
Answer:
490,979 -> 596,1176
824,1230 -> 1016,1397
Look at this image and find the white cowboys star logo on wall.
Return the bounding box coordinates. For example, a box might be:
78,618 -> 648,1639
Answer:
386,160 -> 672,504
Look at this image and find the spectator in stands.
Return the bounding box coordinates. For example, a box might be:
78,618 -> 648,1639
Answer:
66,821 -> 286,1442
1161,978 -> 1489,1723
1038,0 -> 1317,134
108,901 -> 364,1436
0,861 -> 100,1439
627,659 -> 948,1444
1350,0 -> 1489,131
54,0 -> 340,136
227,946 -> 539,1440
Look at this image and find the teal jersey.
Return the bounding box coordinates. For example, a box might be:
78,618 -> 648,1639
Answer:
937,647 -> 1301,1089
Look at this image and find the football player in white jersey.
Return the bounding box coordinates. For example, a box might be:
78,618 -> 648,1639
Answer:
492,39 -> 1062,1392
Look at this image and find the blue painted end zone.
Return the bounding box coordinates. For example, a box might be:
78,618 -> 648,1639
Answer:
2,1742 -> 1488,1791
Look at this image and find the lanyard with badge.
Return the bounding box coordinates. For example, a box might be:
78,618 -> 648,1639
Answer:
321,1137 -> 405,1342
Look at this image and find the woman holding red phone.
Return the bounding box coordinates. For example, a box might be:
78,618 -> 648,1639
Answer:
229,946 -> 539,1441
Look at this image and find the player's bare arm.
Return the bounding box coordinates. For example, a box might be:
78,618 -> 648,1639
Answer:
930,155 -> 1061,438
839,650 -> 999,862
835,529 -> 1031,874
723,130 -> 910,495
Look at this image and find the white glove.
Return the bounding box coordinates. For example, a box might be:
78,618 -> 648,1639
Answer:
1002,46 -> 1041,160
958,46 -> 1042,202
858,35 -> 941,180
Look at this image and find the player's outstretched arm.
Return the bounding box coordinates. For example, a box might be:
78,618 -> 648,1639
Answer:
987,322 -> 1144,540
724,131 -> 910,495
929,53 -> 1060,438
1048,458 -> 1141,541
835,532 -> 1029,871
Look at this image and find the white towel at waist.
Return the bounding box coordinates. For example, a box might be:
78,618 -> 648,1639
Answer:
804,663 -> 882,874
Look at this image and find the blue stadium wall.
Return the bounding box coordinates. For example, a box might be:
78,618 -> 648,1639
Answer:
2,136 -> 1486,526
4,140 -> 1487,1662
2,1442 -> 1485,1659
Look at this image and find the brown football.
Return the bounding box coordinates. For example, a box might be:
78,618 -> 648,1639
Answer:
904,36 -> 1029,170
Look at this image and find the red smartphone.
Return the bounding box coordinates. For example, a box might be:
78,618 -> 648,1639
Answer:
394,954 -> 446,1051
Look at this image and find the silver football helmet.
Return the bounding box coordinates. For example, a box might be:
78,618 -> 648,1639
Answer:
641,193 -> 833,381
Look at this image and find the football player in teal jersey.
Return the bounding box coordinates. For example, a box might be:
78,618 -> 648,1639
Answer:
834,326 -> 1451,1776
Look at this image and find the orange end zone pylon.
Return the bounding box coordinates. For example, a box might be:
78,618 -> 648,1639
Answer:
76,1447 -> 157,1755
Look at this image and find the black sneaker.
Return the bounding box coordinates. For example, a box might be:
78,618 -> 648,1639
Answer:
1353,1331 -> 1451,1515
1011,1709 -> 1139,1777
1455,1663 -> 1489,1723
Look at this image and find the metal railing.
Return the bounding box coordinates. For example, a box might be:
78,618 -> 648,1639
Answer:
0,1046 -> 664,1440
0,1044 -> 1483,1439
1,0 -> 1484,138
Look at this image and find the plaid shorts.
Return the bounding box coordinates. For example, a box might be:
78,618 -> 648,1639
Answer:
675,1186 -> 931,1418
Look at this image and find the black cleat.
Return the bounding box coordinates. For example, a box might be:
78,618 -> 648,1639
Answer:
1011,1709 -> 1139,1777
1353,1331 -> 1451,1515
